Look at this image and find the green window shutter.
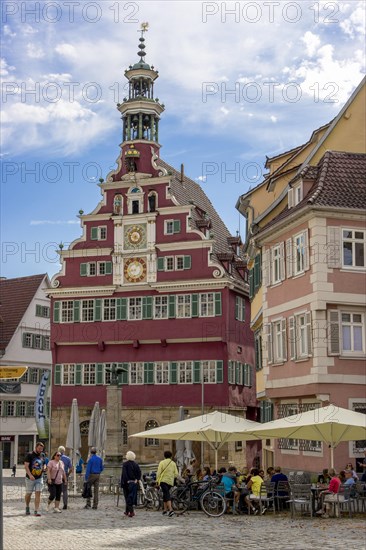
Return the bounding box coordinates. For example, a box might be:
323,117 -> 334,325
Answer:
36,304 -> 41,316
74,301 -> 80,323
214,293 -> 222,316
235,296 -> 240,320
249,269 -> 254,299
117,298 -> 127,320
80,263 -> 87,276
118,363 -> 129,385
94,299 -> 102,321
216,360 -> 223,383
157,257 -> 165,271
144,362 -> 154,384
75,364 -> 82,385
96,364 -> 104,385
192,294 -> 198,317
173,220 -> 181,233
2,402 -> 8,417
168,295 -> 176,318
170,362 -> 177,384
54,364 -> 62,385
184,255 -> 191,269
142,296 -> 153,319
105,262 -> 112,275
91,227 -> 98,240
53,301 -> 60,323
254,255 -> 260,289
234,362 -> 239,384
193,361 -> 201,383
22,333 -> 28,347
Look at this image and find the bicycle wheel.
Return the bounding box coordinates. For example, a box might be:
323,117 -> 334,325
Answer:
200,491 -> 226,517
135,489 -> 147,509
145,488 -> 161,511
171,487 -> 190,515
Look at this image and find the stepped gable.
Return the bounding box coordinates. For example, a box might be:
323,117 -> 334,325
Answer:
159,159 -> 245,283
0,274 -> 46,352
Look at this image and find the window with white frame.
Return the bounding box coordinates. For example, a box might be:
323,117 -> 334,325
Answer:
294,233 -> 306,274
293,182 -> 302,205
103,299 -> 116,321
30,369 -> 39,384
164,219 -> 180,235
23,333 -> 32,348
145,419 -> 159,446
175,256 -> 185,270
165,257 -> 174,271
104,364 -> 112,385
235,296 -> 245,321
6,401 -> 15,416
200,293 -> 215,317
176,295 -> 191,318
83,364 -> 96,385
82,300 -> 94,322
289,312 -> 312,360
154,296 -> 168,319
201,360 -> 216,383
155,362 -> 169,384
99,226 -> 107,240
61,301 -> 74,323
178,361 -> 193,384
33,334 -> 41,349
128,297 -> 142,320
36,304 -> 50,318
342,313 -> 364,354
271,244 -> 284,284
87,262 -> 96,276
28,402 -> 35,416
63,364 -> 75,385
19,401 -> 27,416
129,362 -> 144,384
43,336 -> 50,350
268,319 -> 287,364
342,229 -> 365,268
98,262 -> 107,275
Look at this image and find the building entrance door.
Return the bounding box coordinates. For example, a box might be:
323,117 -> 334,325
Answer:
1,441 -> 11,468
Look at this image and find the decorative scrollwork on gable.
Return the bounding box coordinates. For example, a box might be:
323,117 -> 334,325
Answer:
150,147 -> 167,176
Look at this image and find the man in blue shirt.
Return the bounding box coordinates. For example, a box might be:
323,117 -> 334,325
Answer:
222,466 -> 240,511
85,447 -> 104,510
58,446 -> 72,510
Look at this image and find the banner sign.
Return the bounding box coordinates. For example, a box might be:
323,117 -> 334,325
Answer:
0,382 -> 21,393
35,370 -> 50,439
0,366 -> 28,380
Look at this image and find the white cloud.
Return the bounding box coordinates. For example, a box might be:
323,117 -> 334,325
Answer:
55,43 -> 77,60
270,115 -> 277,123
22,24 -> 38,35
340,2 -> 366,37
3,25 -> 16,38
0,58 -> 15,76
220,107 -> 230,116
195,176 -> 207,182
302,31 -> 321,57
27,43 -> 45,59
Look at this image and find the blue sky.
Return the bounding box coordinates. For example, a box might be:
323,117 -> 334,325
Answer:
1,0 -> 365,279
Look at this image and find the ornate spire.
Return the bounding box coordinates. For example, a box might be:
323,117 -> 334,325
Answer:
137,22 -> 149,63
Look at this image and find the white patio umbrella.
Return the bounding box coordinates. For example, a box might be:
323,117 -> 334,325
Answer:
175,407 -> 186,473
97,409 -> 107,458
130,410 -> 260,471
246,405 -> 366,468
66,398 -> 81,495
88,401 -> 100,449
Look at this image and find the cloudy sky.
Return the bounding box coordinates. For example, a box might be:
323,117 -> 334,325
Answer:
1,0 -> 365,278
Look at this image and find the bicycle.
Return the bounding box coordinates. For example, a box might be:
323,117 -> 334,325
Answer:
171,478 -> 226,517
135,479 -> 162,510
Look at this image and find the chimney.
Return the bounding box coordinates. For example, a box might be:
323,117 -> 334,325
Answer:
180,163 -> 184,183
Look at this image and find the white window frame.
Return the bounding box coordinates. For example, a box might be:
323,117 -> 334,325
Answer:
81,300 -> 94,322
272,318 -> 287,364
104,364 -> 112,385
98,226 -> 107,240
97,262 -> 107,276
178,361 -> 193,384
165,257 -> 174,271
290,311 -> 312,360
341,312 -> 365,356
61,301 -> 74,323
271,244 -> 285,284
63,364 -> 75,385
342,228 -> 366,269
201,360 -> 216,383
200,293 -> 215,317
154,296 -> 168,319
176,295 -> 191,318
294,233 -> 306,275
6,401 -> 16,416
155,362 -> 169,384
103,299 -> 116,321
129,362 -> 144,385
23,333 -> 32,348
19,401 -> 27,417
30,369 -> 39,384
83,364 -> 96,385
175,256 -> 185,271
128,297 -> 142,320
164,220 -> 174,235
293,182 -> 303,205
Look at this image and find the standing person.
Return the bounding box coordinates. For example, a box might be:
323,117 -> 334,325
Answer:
47,451 -> 67,513
58,446 -> 72,510
11,464 -> 16,477
24,441 -> 45,516
120,451 -> 141,518
76,453 -> 84,474
157,450 -> 178,517
84,447 -> 104,510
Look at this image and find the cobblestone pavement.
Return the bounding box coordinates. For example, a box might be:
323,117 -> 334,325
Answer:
2,479 -> 366,550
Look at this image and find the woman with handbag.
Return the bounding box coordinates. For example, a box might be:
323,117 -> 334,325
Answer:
47,451 -> 67,513
121,451 -> 141,518
157,451 -> 178,518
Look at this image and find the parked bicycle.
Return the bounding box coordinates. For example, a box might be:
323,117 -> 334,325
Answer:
171,478 -> 226,517
135,478 -> 163,510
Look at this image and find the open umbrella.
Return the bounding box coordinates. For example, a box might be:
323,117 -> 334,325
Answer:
88,401 -> 100,449
246,405 -> 366,468
97,409 -> 107,458
66,398 -> 81,495
130,410 -> 260,470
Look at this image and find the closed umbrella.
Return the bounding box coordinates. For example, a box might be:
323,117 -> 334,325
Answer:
130,410 -> 260,471
88,402 -> 100,449
175,407 -> 186,473
97,409 -> 107,458
246,405 -> 366,468
66,398 -> 81,495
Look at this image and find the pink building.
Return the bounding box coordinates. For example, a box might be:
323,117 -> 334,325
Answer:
256,151 -> 366,472
47,32 -> 258,467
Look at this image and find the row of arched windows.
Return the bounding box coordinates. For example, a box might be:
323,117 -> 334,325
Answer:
113,187 -> 157,216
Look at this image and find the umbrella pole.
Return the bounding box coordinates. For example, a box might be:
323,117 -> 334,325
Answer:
73,451 -> 76,496
330,446 -> 334,469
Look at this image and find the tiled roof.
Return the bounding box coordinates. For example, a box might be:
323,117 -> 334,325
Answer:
158,160 -> 245,283
257,151 -> 366,234
0,274 -> 46,351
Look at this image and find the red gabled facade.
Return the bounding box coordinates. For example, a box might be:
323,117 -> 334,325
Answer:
47,30 -> 258,467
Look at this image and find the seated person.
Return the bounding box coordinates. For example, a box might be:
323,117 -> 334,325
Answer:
338,469 -> 356,501
258,469 -> 265,479
266,467 -> 275,480
245,468 -> 263,514
317,469 -> 330,486
338,470 -> 346,483
202,466 -> 211,481
271,467 -> 288,510
222,466 -> 240,510
316,469 -> 341,518
345,463 -> 358,480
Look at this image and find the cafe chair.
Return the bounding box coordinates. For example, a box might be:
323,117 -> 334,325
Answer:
259,481 -> 276,514
335,484 -> 357,518
287,484 -> 312,519
275,480 -> 291,511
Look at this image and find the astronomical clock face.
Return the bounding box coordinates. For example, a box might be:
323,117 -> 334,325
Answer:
124,224 -> 147,250
124,257 -> 147,283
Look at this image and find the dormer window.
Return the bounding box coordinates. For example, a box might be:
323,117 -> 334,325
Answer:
288,182 -> 303,208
